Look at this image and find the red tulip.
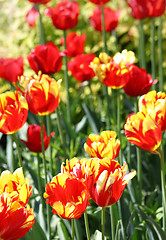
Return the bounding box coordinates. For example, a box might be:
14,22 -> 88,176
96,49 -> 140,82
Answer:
61,32 -> 86,58
88,0 -> 110,5
27,42 -> 62,75
123,65 -> 157,97
26,6 -> 39,28
21,124 -> 55,152
0,57 -> 24,83
68,53 -> 96,82
45,1 -> 79,30
128,0 -> 166,19
90,6 -> 120,32
28,0 -> 51,4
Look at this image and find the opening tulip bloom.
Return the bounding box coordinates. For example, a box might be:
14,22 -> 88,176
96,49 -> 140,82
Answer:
123,65 -> 157,97
0,57 -> 24,83
19,74 -> 61,116
84,158 -> 136,207
139,91 -> 166,132
21,124 -> 55,152
61,32 -> 86,58
68,53 -> 96,82
90,50 -> 135,88
0,91 -> 28,134
44,172 -> 90,219
128,0 -> 166,19
26,6 -> 39,28
0,168 -> 35,240
45,1 -> 79,30
90,6 -> 120,33
84,130 -> 120,159
27,42 -> 62,75
124,111 -> 162,154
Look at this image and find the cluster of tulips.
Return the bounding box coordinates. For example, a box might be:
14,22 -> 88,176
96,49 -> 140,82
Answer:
0,0 -> 166,239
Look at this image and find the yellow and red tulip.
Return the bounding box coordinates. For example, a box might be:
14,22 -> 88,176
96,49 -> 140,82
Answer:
84,158 -> 136,207
0,168 -> 35,240
19,74 -> 61,116
44,172 -> 90,219
0,91 -> 28,134
84,130 -> 120,159
139,91 -> 166,132
124,111 -> 162,154
90,50 -> 135,88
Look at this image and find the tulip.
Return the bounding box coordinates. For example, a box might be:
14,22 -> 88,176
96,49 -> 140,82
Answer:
61,32 -> 86,58
45,1 -> 79,30
139,91 -> 166,132
90,50 -> 135,88
85,158 -> 136,207
27,42 -> 62,75
68,53 -> 96,82
123,65 -> 157,97
90,6 -> 120,33
84,130 -> 120,159
26,6 -> 39,28
19,74 -> 61,116
44,172 -> 90,219
0,91 -> 28,134
88,0 -> 110,5
128,0 -> 166,19
124,111 -> 162,154
28,0 -> 51,4
21,124 -> 55,152
0,57 -> 24,83
0,168 -> 35,240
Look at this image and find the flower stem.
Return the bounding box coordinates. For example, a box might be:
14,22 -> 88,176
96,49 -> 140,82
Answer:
56,108 -> 67,159
46,114 -> 53,177
117,89 -> 122,165
151,17 -> 156,90
159,142 -> 166,232
71,219 -> 75,240
36,4 -> 45,45
40,116 -> 51,240
101,5 -> 110,129
84,210 -> 91,240
158,17 -> 164,91
138,20 -> 146,69
13,132 -> 23,169
135,100 -> 142,203
63,30 -> 71,124
110,205 -> 115,240
101,207 -> 106,240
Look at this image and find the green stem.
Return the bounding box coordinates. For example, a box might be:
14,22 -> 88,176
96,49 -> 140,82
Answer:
134,100 -> 142,203
63,30 -> 71,124
40,116 -> 51,240
101,5 -> 107,53
138,20 -> 146,69
101,207 -> 106,240
158,17 -> 164,91
117,89 -> 122,165
36,153 -> 45,209
36,4 -> 45,45
84,210 -> 91,240
71,219 -> 75,240
110,205 -> 115,240
151,18 -> 156,90
159,142 -> 166,232
56,108 -> 67,159
13,132 -> 23,169
46,114 -> 53,177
